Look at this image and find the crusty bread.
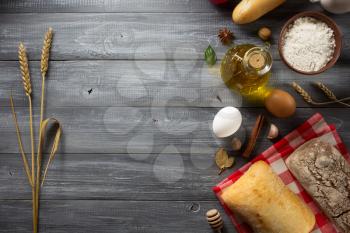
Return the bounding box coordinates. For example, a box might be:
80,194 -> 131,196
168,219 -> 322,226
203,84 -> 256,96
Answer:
220,161 -> 315,233
286,138 -> 350,233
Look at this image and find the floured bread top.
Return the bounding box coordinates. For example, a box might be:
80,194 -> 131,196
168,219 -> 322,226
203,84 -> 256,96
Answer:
286,138 -> 350,232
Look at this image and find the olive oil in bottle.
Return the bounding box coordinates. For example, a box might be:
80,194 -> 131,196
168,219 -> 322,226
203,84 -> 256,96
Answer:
220,44 -> 272,98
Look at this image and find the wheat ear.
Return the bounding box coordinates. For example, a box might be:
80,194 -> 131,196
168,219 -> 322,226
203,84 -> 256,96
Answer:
292,82 -> 350,106
37,28 -> 53,181
291,82 -> 313,104
18,43 -> 35,178
18,42 -> 37,233
315,82 -> 336,100
314,82 -> 350,107
18,43 -> 35,181
37,27 -> 53,173
41,27 -> 53,78
35,28 -> 53,233
18,43 -> 32,97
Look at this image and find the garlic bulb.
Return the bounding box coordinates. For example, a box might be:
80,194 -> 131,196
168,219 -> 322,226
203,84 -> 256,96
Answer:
310,0 -> 350,14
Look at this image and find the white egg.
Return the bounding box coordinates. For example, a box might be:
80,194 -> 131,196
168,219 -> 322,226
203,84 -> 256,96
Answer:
212,106 -> 242,138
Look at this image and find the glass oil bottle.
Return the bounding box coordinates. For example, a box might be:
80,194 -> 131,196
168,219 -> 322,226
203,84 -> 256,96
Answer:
220,44 -> 272,99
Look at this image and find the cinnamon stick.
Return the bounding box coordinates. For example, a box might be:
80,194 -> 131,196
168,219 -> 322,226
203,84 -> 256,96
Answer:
242,114 -> 265,158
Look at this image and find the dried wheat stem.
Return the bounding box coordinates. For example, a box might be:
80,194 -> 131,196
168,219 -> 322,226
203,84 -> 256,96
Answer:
29,97 -> 37,233
39,27 -> 53,126
35,28 -> 53,232
39,118 -> 62,187
18,42 -> 37,233
19,43 -> 36,184
292,82 -> 350,106
314,82 -> 350,107
35,127 -> 43,225
28,98 -> 35,181
9,96 -> 33,187
32,186 -> 37,233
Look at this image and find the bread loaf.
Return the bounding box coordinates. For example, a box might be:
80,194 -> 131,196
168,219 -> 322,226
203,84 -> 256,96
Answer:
286,138 -> 350,233
220,161 -> 315,233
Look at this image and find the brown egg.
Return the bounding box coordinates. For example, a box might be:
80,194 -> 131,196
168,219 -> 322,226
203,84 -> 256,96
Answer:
264,89 -> 296,118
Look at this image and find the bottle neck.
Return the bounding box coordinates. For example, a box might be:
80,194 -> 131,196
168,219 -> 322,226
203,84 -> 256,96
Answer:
242,47 -> 272,76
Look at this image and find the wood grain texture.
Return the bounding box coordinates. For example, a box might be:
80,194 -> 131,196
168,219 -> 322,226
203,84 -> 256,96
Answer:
0,11 -> 348,61
0,200 -> 236,233
0,0 -> 314,13
2,60 -> 350,108
0,107 -> 348,154
0,152 -> 245,201
0,0 -> 349,232
0,0 -> 219,13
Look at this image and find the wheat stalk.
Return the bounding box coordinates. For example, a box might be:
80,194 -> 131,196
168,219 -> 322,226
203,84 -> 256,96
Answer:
314,82 -> 350,107
292,82 -> 350,107
18,43 -> 35,181
18,43 -> 37,233
12,28 -> 60,233
39,27 -> 53,127
35,27 -> 54,233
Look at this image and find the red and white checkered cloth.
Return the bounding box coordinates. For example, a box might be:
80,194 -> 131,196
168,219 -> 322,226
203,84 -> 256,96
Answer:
213,113 -> 350,233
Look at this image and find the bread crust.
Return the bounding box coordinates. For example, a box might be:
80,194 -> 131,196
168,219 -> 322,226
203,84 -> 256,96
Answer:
220,161 -> 315,233
286,138 -> 350,233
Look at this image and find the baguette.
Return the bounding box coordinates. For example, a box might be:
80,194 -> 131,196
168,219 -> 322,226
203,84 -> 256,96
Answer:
232,0 -> 285,24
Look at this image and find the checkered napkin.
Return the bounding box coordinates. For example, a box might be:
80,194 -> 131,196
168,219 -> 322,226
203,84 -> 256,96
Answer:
213,113 -> 350,233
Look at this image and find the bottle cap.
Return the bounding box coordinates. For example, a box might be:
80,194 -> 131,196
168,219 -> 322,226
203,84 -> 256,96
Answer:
243,47 -> 272,76
248,53 -> 266,69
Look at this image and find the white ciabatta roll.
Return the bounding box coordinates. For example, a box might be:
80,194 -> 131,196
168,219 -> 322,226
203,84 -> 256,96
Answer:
220,161 -> 315,233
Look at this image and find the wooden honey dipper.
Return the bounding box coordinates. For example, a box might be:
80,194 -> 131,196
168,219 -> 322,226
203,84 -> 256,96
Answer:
206,209 -> 224,233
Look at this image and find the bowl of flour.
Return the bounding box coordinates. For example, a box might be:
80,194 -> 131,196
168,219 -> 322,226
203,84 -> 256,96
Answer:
279,11 -> 342,75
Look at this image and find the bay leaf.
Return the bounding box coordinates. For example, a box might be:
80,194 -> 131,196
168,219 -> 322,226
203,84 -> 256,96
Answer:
215,148 -> 228,170
225,156 -> 235,168
215,148 -> 235,175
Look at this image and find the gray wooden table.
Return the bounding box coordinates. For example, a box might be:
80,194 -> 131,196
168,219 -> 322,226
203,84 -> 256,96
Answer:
0,1 -> 349,232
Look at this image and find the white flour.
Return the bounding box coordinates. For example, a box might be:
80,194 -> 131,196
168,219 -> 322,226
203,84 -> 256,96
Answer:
282,17 -> 335,72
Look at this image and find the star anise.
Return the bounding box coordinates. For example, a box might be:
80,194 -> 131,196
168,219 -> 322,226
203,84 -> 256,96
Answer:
218,28 -> 234,45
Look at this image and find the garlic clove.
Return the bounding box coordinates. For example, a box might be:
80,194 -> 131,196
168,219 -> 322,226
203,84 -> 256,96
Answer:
231,137 -> 242,151
267,123 -> 279,139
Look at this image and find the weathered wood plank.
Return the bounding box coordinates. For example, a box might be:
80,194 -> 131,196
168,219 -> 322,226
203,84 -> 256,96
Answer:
0,0 -> 316,13
0,107 -> 348,154
0,12 -> 348,60
1,60 -> 349,108
0,152 -> 245,201
0,0 -> 220,13
0,200 -> 237,233
0,1 -> 348,232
